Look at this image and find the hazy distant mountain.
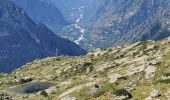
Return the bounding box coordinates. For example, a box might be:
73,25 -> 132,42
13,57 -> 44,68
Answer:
88,0 -> 170,48
116,2 -> 170,45
13,0 -> 69,32
12,0 -> 170,51
49,0 -> 91,22
0,0 -> 86,72
56,0 -> 170,50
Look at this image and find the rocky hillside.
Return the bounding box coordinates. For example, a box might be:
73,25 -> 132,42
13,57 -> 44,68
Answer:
0,0 -> 86,72
1,36 -> 170,99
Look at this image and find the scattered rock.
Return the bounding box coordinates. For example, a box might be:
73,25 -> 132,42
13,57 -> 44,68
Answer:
145,66 -> 156,79
0,92 -> 13,100
20,76 -> 33,84
127,65 -> 145,76
108,73 -> 126,83
86,66 -> 93,73
89,84 -> 100,94
96,62 -> 116,72
149,60 -> 161,65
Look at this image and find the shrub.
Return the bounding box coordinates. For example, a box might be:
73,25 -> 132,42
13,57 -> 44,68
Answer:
112,89 -> 132,99
40,91 -> 48,97
163,73 -> 170,77
93,90 -> 105,98
158,79 -> 170,84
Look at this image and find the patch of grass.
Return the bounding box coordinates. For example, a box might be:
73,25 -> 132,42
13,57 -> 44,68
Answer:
157,79 -> 170,84
93,90 -> 105,98
163,73 -> 170,77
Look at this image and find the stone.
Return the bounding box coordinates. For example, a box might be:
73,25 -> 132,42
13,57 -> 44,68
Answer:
150,89 -> 160,98
86,66 -> 93,73
96,62 -> 116,72
45,86 -> 56,94
127,65 -> 145,76
108,73 -> 127,83
150,60 -> 160,65
19,76 -> 33,84
145,89 -> 161,100
89,84 -> 100,94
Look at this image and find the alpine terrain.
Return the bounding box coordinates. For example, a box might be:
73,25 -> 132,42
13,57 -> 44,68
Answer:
1,35 -> 170,100
0,0 -> 170,100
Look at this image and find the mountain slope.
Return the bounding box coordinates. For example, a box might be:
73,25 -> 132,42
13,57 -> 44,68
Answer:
13,0 -> 69,32
54,0 -> 170,51
117,3 -> 170,45
0,0 -> 86,72
49,0 -> 91,22
88,0 -> 170,47
1,36 -> 170,99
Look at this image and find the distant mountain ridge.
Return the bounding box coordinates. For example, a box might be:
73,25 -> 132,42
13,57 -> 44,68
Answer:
88,0 -> 170,47
53,0 -> 170,50
13,0 -> 69,32
11,0 -> 170,51
0,0 -> 86,72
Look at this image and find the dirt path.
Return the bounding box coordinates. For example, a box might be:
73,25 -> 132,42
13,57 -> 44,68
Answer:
57,78 -> 103,99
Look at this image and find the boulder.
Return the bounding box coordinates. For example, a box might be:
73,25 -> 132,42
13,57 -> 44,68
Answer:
45,86 -> 56,94
150,89 -> 160,98
145,89 -> 161,100
19,76 -> 33,84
